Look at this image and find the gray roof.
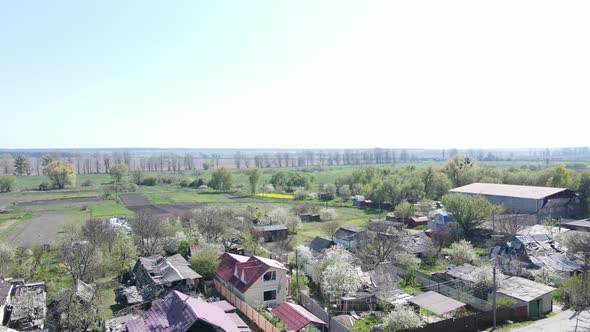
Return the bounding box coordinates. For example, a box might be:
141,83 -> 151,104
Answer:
563,219 -> 590,229
408,291 -> 465,315
139,254 -> 202,285
334,226 -> 366,240
498,276 -> 556,302
308,236 -> 334,253
253,225 -> 288,232
445,264 -> 478,283
75,279 -> 96,303
450,183 -> 569,200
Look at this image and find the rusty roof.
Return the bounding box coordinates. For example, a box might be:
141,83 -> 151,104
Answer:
271,302 -> 326,331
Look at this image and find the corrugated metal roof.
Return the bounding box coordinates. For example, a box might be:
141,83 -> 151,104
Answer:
498,276 -> 555,302
450,183 -> 569,200
408,291 -> 465,315
253,224 -> 288,232
271,302 -> 326,331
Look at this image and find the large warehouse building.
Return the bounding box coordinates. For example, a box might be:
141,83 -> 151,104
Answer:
449,183 -> 580,220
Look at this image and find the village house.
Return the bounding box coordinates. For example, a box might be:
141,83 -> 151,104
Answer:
7,282 -> 46,331
405,230 -> 434,258
125,291 -> 250,332
428,212 -> 454,231
450,183 -> 581,220
251,225 -> 288,243
489,234 -> 584,280
133,254 -> 202,298
333,226 -> 368,250
215,253 -> 288,308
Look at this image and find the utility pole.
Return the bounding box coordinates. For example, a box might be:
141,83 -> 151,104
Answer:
295,249 -> 299,293
493,264 -> 497,329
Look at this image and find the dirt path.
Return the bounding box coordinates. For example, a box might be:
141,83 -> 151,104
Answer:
8,210 -> 65,247
16,197 -> 102,207
508,309 -> 590,332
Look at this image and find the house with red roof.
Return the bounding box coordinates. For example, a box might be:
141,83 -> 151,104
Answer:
215,253 -> 289,307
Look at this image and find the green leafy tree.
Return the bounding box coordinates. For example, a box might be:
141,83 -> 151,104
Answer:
394,200 -> 414,220
209,168 -> 234,192
441,194 -> 500,236
109,163 -> 128,183
545,165 -> 576,189
245,168 -> 262,194
45,161 -> 76,189
110,234 -> 138,281
13,154 -> 30,176
444,155 -> 477,187
189,248 -> 220,280
0,175 -> 16,192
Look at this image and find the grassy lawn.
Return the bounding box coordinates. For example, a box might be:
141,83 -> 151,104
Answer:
91,201 -> 133,217
0,210 -> 33,240
350,315 -> 383,332
33,250 -> 73,298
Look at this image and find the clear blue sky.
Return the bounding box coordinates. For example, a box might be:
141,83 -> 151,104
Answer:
1,1 -> 589,149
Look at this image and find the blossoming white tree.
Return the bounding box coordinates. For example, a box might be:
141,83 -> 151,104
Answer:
382,305 -> 424,331
321,260 -> 362,298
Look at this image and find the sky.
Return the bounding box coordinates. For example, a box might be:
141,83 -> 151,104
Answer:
1,1 -> 589,150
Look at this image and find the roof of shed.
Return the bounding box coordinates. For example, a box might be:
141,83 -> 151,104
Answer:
271,302 -> 326,331
253,224 -> 288,232
408,291 -> 466,315
498,276 -> 556,302
450,183 -> 569,200
308,236 -> 335,253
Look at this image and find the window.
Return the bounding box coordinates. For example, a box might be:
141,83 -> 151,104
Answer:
263,271 -> 276,281
263,290 -> 277,302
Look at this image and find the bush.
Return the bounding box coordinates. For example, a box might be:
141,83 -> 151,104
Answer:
161,177 -> 174,185
38,181 -> 50,191
189,248 -> 220,280
142,177 -> 158,186
179,179 -> 192,188
103,183 -> 137,199
189,178 -> 205,188
293,189 -> 307,200
80,179 -> 93,187
448,240 -> 478,265
0,175 -> 16,193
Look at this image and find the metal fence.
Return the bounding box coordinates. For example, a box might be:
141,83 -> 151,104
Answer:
300,292 -> 351,332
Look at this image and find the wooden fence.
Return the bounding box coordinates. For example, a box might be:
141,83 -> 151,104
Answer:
214,279 -> 281,332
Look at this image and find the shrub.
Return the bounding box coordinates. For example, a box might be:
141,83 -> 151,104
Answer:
319,208 -> 337,221
179,179 -> 192,188
448,240 -> 478,265
0,175 -> 16,193
80,179 -> 93,187
381,305 -> 425,331
189,178 -> 205,188
38,181 -> 50,191
142,177 -> 158,186
189,248 -> 220,280
532,266 -> 556,286
293,189 -> 307,200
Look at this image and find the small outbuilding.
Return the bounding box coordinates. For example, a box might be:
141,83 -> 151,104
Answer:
497,276 -> 556,318
308,236 -> 335,255
299,214 -> 321,222
272,302 -> 326,331
252,225 -> 289,243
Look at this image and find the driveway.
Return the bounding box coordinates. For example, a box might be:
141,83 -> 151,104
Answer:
509,309 -> 590,332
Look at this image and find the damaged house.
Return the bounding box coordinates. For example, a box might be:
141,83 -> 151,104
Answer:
489,234 -> 584,280
7,282 -> 46,331
133,254 -> 202,298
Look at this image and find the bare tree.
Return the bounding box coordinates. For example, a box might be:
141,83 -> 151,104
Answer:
81,218 -> 116,253
363,229 -> 407,263
495,214 -> 526,240
61,239 -> 99,283
322,220 -> 340,241
189,207 -> 234,243
129,210 -> 172,256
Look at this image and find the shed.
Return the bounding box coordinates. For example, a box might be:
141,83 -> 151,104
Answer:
497,276 -> 556,317
334,226 -> 368,250
405,216 -> 429,228
408,291 -> 466,316
308,236 -> 335,254
299,214 -> 321,222
271,302 -> 326,331
252,225 -> 289,243
561,218 -> 590,232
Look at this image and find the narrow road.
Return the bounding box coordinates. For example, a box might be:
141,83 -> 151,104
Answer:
509,309 -> 590,332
